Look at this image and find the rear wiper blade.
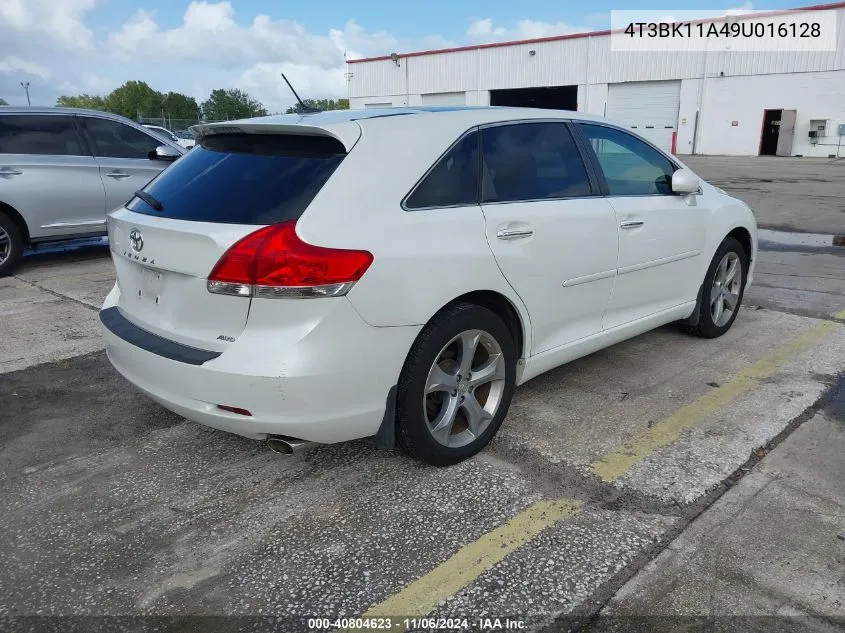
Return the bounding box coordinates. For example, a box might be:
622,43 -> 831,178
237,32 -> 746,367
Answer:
134,190 -> 163,211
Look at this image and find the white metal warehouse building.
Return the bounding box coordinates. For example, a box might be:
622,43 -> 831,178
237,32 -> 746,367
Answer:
346,2 -> 845,157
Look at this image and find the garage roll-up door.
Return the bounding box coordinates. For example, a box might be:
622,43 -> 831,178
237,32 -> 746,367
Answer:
607,80 -> 681,152
421,92 -> 466,106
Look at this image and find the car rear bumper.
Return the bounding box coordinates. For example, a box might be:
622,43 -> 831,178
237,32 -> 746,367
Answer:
100,286 -> 420,443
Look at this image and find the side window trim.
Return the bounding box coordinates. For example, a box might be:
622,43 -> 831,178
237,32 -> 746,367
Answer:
70,115 -> 94,158
478,119 -> 599,206
575,121 -> 680,198
565,121 -> 606,197
401,125 -> 482,212
78,115 -> 108,159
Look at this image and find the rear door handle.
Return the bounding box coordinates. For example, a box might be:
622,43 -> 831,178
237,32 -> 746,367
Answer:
0,167 -> 23,176
497,228 -> 534,240
620,220 -> 644,229
105,171 -> 131,180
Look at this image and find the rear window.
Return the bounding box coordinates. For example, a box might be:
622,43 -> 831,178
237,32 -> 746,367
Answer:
126,133 -> 346,224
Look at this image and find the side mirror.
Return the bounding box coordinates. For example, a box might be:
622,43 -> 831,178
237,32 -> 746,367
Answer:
671,168 -> 700,195
150,145 -> 181,162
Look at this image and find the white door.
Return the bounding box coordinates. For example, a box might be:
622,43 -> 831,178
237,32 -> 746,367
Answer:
479,121 -> 618,355
79,116 -> 174,212
776,109 -> 796,156
577,122 -> 706,329
606,81 -> 681,152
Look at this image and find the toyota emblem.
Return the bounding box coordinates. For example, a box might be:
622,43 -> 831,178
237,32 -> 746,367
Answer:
129,228 -> 144,253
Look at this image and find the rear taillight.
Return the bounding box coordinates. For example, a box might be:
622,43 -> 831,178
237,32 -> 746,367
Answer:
207,221 -> 373,299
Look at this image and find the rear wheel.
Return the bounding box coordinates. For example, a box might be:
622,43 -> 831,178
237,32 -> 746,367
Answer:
396,303 -> 517,466
685,236 -> 748,338
0,213 -> 24,278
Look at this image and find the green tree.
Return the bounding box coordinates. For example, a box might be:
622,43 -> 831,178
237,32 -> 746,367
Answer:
105,80 -> 163,119
56,94 -> 107,110
0,98 -> 8,106
285,98 -> 349,114
201,89 -> 267,121
162,91 -> 200,120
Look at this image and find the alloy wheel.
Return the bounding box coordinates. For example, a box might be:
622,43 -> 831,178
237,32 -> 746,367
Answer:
423,329 -> 507,448
0,225 -> 10,267
710,251 -> 742,328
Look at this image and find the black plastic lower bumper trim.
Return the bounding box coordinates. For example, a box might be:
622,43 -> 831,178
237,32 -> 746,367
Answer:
100,306 -> 221,366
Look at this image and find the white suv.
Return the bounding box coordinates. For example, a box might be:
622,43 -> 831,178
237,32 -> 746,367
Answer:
100,107 -> 757,465
143,124 -> 196,150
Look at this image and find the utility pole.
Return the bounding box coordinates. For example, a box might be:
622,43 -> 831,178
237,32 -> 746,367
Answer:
20,82 -> 30,106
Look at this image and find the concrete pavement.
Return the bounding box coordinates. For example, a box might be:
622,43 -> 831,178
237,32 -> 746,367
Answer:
587,384 -> 845,633
745,241 -> 845,324
682,156 -> 845,236
0,243 -> 109,374
1,275 -> 843,631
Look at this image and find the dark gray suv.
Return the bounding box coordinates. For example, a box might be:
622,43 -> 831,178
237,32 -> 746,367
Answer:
0,107 -> 184,276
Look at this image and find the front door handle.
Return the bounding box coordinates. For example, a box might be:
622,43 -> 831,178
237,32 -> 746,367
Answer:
105,171 -> 131,180
497,228 -> 534,240
620,220 -> 644,229
0,167 -> 23,176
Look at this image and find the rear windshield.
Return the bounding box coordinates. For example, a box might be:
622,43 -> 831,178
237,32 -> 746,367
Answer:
126,133 -> 346,224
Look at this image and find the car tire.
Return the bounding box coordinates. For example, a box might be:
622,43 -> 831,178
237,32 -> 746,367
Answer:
684,236 -> 749,339
395,302 -> 517,466
0,212 -> 24,278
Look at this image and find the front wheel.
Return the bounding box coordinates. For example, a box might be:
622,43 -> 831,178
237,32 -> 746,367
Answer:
685,236 -> 748,338
0,213 -> 24,278
396,303 -> 517,466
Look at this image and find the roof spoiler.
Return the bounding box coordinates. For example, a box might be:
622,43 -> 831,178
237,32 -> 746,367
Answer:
188,122 -> 361,152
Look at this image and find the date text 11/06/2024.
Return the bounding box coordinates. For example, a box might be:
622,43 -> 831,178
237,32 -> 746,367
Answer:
624,21 -> 821,38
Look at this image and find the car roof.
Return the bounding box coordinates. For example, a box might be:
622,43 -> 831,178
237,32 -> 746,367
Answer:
203,105 -> 602,127
192,106 -> 610,152
0,106 -> 140,125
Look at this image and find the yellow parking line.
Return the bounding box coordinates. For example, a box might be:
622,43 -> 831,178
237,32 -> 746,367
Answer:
349,310 -> 844,630
590,319 -> 840,482
357,499 -> 582,630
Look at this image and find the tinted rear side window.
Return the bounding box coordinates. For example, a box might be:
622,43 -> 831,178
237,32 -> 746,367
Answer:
405,130 -> 480,209
127,133 -> 346,224
0,115 -> 84,156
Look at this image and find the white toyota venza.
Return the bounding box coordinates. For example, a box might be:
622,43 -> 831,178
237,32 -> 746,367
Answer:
100,107 -> 757,465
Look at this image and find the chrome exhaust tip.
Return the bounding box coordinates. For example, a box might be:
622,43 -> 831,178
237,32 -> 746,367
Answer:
266,435 -> 311,454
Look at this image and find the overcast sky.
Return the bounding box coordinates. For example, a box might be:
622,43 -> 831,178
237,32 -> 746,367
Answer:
0,0 -> 781,112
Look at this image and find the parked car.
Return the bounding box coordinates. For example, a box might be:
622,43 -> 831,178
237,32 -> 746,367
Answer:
0,107 -> 185,276
144,124 -> 196,150
99,107 -> 758,465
